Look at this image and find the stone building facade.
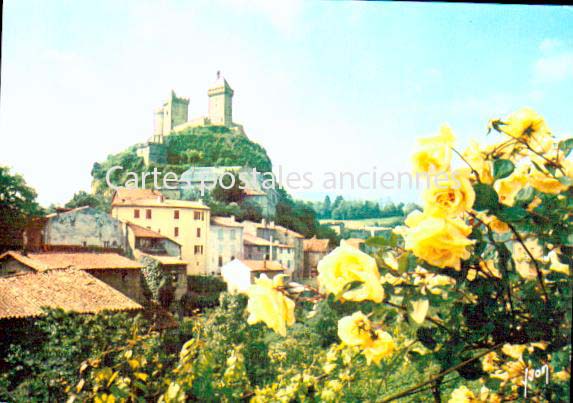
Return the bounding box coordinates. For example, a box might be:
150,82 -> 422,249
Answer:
207,216 -> 243,275
111,188 -> 210,275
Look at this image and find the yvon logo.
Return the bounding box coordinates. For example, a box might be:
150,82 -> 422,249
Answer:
523,364 -> 549,398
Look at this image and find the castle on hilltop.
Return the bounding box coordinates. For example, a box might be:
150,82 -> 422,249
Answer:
137,72 -> 244,164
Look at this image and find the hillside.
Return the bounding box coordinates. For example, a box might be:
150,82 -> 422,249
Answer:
91,126 -> 273,197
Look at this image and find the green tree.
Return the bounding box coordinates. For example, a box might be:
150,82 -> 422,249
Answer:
0,166 -> 43,252
65,190 -> 110,212
211,171 -> 246,204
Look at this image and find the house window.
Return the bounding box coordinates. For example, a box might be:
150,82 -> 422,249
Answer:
194,245 -> 204,255
230,229 -> 236,240
103,241 -> 110,248
174,210 -> 180,219
146,209 -> 152,219
174,227 -> 179,237
134,209 -> 140,218
218,256 -> 223,267
196,228 -> 201,237
218,228 -> 223,240
194,211 -> 203,220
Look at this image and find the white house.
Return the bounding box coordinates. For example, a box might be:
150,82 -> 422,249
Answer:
220,259 -> 286,293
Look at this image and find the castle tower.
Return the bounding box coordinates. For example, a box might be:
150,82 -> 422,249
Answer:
208,72 -> 234,127
153,90 -> 189,140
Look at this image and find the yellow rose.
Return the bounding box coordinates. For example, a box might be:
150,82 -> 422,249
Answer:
362,330 -> 395,365
423,169 -> 475,217
479,387 -> 502,403
494,165 -> 528,206
412,124 -> 456,174
501,107 -> 550,142
448,385 -> 477,403
529,170 -> 569,194
317,245 -> 384,303
502,344 -> 527,360
482,352 -> 500,373
337,311 -> 373,346
463,140 -> 494,184
404,211 -> 474,270
247,274 -> 295,336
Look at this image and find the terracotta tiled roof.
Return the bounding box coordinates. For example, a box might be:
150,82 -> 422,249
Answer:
0,270 -> 142,320
211,216 -> 243,228
243,233 -> 274,246
112,188 -> 162,203
243,234 -> 291,248
126,222 -> 181,245
303,237 -> 330,253
112,188 -> 209,210
241,260 -> 286,272
0,251 -> 50,271
242,220 -> 304,239
2,251 -> 143,271
45,205 -> 90,218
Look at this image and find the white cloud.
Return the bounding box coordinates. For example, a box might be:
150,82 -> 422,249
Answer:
539,38 -> 563,53
534,52 -> 573,83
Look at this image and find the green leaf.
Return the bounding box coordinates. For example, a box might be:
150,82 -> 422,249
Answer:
558,138 -> 573,157
497,206 -> 528,223
473,183 -> 499,211
493,159 -> 514,180
514,186 -> 535,206
558,176 -> 573,186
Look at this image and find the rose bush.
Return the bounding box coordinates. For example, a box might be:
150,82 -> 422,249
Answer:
61,108 -> 571,402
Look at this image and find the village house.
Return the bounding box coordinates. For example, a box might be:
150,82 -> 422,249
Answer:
124,222 -> 188,301
303,237 -> 332,279
177,166 -> 278,217
220,259 -> 286,293
0,251 -> 145,304
241,219 -> 304,279
111,188 -> 210,275
23,206 -> 126,252
0,269 -> 142,322
207,216 -> 243,275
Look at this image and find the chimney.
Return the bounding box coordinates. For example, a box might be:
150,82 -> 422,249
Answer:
270,221 -> 275,227
230,215 -> 236,222
261,218 -> 267,226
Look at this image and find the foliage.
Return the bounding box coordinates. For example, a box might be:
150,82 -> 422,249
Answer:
181,276 -> 228,314
140,256 -> 174,308
90,126 -> 273,198
313,195 -> 412,220
65,190 -> 110,212
0,309 -> 170,402
211,170 -> 246,203
0,166 -> 43,251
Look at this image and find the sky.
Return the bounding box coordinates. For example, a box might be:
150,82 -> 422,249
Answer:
1,1 -> 572,206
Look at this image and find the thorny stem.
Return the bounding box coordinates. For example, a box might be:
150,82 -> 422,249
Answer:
451,147 -> 481,183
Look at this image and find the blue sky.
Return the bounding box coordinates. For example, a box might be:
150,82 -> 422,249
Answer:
1,1 -> 572,206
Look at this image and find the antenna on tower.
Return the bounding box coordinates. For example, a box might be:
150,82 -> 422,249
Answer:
216,70 -> 221,79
